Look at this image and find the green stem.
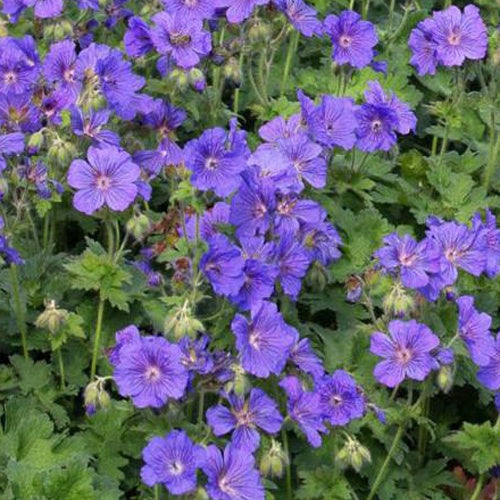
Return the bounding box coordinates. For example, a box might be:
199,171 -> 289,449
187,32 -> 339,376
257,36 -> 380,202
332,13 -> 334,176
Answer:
483,128 -> 499,192
367,425 -> 405,500
437,123 -> 449,167
90,298 -> 105,379
43,211 -> 51,252
197,391 -> 205,428
233,51 -> 245,114
154,484 -> 159,500
388,0 -> 396,31
348,0 -> 355,9
280,31 -> 300,97
281,429 -> 293,500
10,264 -> 28,359
469,474 -> 484,500
257,49 -> 269,104
362,0 -> 371,18
105,220 -> 115,256
57,348 -> 65,389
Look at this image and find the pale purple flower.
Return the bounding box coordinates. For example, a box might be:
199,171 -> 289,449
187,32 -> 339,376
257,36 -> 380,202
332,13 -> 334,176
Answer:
67,145 -> 140,215
370,320 -> 440,388
141,430 -> 205,495
206,388 -> 283,451
323,10 -> 378,68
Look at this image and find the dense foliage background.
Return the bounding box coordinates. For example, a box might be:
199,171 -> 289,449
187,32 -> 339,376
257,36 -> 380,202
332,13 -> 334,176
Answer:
0,0 -> 499,498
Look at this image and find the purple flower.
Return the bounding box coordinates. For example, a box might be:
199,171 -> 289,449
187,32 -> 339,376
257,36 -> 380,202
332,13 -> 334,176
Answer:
274,232 -> 310,300
0,93 -> 41,133
43,40 -> 81,102
289,336 -> 325,380
206,388 -> 283,451
75,43 -> 147,120
259,114 -> 303,143
108,324 -> 141,367
273,195 -> 323,237
231,301 -> 296,378
364,81 -> 417,135
370,320 -> 440,388
375,233 -> 441,289
0,132 -> 24,171
355,103 -> 398,152
184,120 -> 249,197
457,296 -> 495,367
476,334 -> 500,391
431,5 -> 487,68
317,370 -> 365,425
70,107 -> 120,146
151,12 -> 211,69
113,335 -> 188,408
408,19 -> 439,76
163,0 -> 217,20
308,95 -> 357,150
67,145 -> 140,215
142,98 -> 186,135
0,47 -> 38,96
141,430 -> 205,495
179,334 -> 214,375
230,237 -> 278,311
280,376 -> 326,447
203,444 -> 264,500
274,0 -> 322,37
300,218 -> 342,266
323,10 -> 378,68
277,134 -> 328,191
229,171 -> 276,238
425,219 -> 487,284
30,0 -> 64,19
201,234 -> 246,297
124,16 -> 154,57
472,210 -> 500,278
223,0 -> 269,24
185,202 -> 230,242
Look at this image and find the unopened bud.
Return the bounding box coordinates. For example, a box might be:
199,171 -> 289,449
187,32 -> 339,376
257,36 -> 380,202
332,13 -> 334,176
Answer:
126,213 -> 150,240
306,260 -> 328,291
336,436 -> 371,472
222,57 -> 242,87
35,300 -> 69,334
383,283 -> 414,318
260,439 -> 289,478
248,20 -> 272,42
437,365 -> 453,394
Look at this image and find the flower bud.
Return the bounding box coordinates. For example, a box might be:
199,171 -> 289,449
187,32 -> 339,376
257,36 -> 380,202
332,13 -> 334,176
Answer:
48,139 -> 76,167
193,487 -> 210,500
35,300 -> 69,334
437,365 -> 453,394
170,68 -> 189,91
222,57 -> 242,87
248,20 -> 272,42
189,68 -> 206,92
336,436 -> 371,472
126,213 -> 150,240
227,363 -> 250,396
28,131 -> 44,152
345,275 -> 363,303
260,439 -> 289,478
306,260 -> 328,291
84,377 -> 111,416
383,283 -> 414,318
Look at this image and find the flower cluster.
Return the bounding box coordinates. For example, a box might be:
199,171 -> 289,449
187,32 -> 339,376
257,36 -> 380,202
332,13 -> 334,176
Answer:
371,210 -> 500,400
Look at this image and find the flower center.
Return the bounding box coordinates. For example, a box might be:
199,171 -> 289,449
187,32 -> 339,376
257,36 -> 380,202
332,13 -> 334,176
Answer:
218,475 -> 235,494
248,329 -> 261,350
399,252 -> 417,266
144,365 -> 162,382
339,35 -> 352,48
4,72 -> 17,84
170,33 -> 192,46
447,31 -> 461,46
371,119 -> 383,132
330,394 -> 343,406
95,174 -> 112,191
183,0 -> 198,6
252,202 -> 267,219
63,68 -> 75,83
444,247 -> 462,263
168,460 -> 185,476
205,157 -> 218,170
396,347 -> 412,365
235,407 -> 254,427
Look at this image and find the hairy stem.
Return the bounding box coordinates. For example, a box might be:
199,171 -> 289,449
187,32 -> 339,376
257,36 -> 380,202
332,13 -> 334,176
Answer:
469,474 -> 484,500
367,425 -> 405,500
90,298 -> 105,379
281,428 -> 293,500
10,264 -> 28,359
280,30 -> 300,97
57,348 -> 65,390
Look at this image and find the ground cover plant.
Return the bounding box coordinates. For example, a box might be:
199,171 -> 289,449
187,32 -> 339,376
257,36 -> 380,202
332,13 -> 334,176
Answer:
0,0 -> 499,498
